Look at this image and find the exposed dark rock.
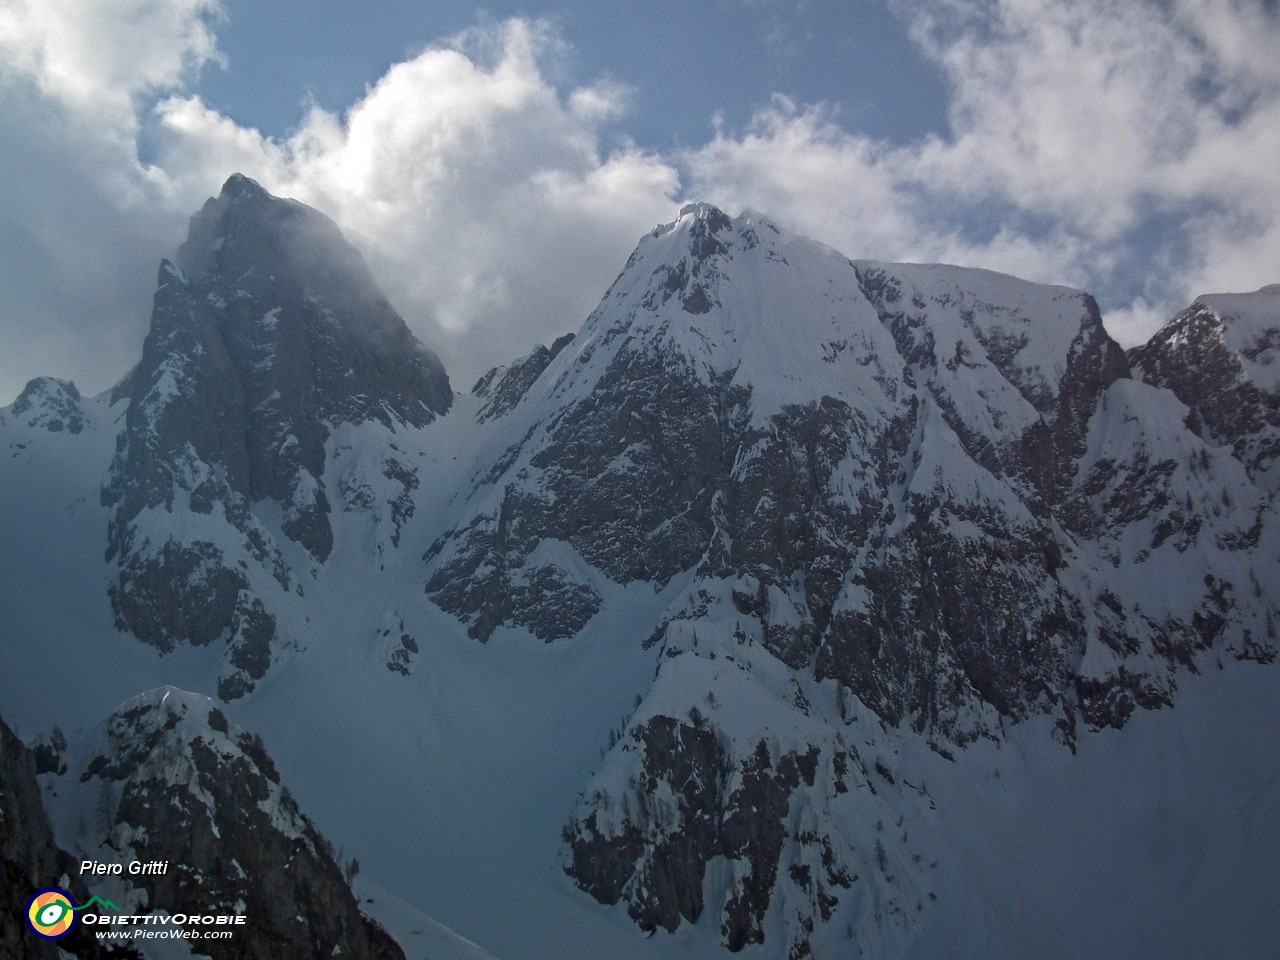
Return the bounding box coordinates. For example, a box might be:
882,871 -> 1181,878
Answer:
565,714 -> 843,952
380,615 -> 421,675
1075,668 -> 1174,729
1129,291 -> 1280,491
566,717 -> 726,932
427,341 -> 743,641
102,175 -> 451,697
107,541 -> 250,653
473,332 -> 575,422
9,377 -> 86,434
67,688 -> 404,960
1,714 -> 140,959
720,741 -> 818,950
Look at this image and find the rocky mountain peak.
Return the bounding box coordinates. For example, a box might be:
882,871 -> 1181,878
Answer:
220,170 -> 268,199
175,174 -> 384,315
1197,284 -> 1280,387
102,176 -> 454,697
159,173 -> 452,425
1129,283 -> 1280,491
675,200 -> 733,238
676,200 -> 726,220
7,376 -> 84,434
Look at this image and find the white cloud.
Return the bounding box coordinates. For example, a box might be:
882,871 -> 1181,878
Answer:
912,0 -> 1280,234
0,0 -> 227,402
148,18 -> 680,385
0,14 -> 680,400
0,0 -> 222,126
1106,298 -> 1173,349
0,1 -> 1277,402
682,97 -> 1090,286
684,99 -> 924,258
685,0 -> 1280,343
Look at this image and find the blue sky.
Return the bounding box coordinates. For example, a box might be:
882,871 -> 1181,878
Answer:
1,0 -> 1278,402
191,1 -> 951,150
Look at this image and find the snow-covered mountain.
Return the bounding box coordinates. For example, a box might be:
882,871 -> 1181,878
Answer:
1,179 -> 1278,960
103,173 -> 451,699
432,201 -> 1279,954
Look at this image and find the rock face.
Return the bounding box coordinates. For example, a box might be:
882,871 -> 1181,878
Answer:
1,715 -> 138,960
45,688 -> 403,960
413,204 -> 1280,951
473,332 -> 575,423
2,712 -> 71,960
102,175 -> 451,698
1129,285 -> 1280,493
8,377 -> 86,434
564,714 -> 885,953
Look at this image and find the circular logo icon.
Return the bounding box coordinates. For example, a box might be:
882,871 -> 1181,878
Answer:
27,887 -> 76,939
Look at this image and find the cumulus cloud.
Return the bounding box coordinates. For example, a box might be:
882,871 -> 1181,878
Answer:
0,14 -> 679,400
685,0 -> 1280,343
0,0 -> 227,402
683,97 -> 1093,289
148,18 -> 681,385
0,0 -> 1278,402
0,0 -> 222,126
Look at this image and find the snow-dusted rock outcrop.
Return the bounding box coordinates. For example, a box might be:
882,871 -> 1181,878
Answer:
1129,284 -> 1280,492
38,687 -> 403,960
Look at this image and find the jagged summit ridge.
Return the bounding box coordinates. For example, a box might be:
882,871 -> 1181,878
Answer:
1129,283 -> 1280,492
545,201 -> 905,419
425,206 -> 1135,683
6,376 -> 85,434
561,202 -> 1112,430
178,175 -> 388,316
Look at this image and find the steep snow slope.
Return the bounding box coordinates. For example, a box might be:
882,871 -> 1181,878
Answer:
908,662 -> 1280,960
